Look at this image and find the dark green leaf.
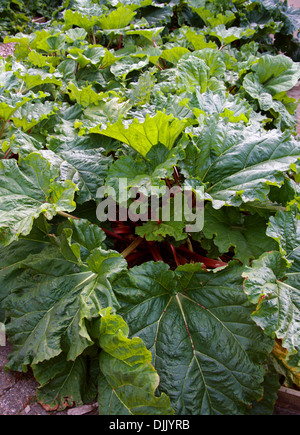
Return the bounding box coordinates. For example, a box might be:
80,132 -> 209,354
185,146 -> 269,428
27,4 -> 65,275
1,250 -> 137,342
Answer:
114,261 -> 274,415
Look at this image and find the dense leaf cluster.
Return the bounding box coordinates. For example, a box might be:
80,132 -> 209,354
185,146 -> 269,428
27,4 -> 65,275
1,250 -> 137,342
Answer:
0,0 -> 62,42
0,0 -> 300,415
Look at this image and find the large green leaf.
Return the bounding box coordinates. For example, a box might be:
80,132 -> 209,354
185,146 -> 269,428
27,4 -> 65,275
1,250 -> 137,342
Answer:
2,219 -> 127,371
191,6 -> 235,27
106,143 -> 185,195
0,225 -> 52,321
2,129 -> 43,159
0,153 -> 77,246
66,83 -> 109,107
64,9 -> 100,32
249,372 -> 281,415
266,205 -> 300,269
180,119 -> 300,208
90,111 -> 188,157
98,6 -> 136,30
160,47 -> 190,65
16,68 -> 63,90
67,46 -> 116,69
65,28 -> 88,42
11,100 -> 59,132
110,0 -> 152,10
33,353 -> 97,411
110,54 -> 149,79
0,89 -> 48,122
202,203 -> 277,264
3,266 -> 93,371
114,261 -> 274,415
97,308 -> 174,415
191,48 -> 226,78
64,0 -> 104,17
75,98 -> 130,135
242,54 -> 300,125
60,216 -> 106,257
184,28 -> 217,51
176,55 -> 210,93
187,89 -> 251,123
48,136 -> 113,204
135,204 -> 187,243
126,26 -> 164,41
243,250 -> 300,367
245,54 -> 300,96
209,25 -> 256,45
265,206 -> 300,367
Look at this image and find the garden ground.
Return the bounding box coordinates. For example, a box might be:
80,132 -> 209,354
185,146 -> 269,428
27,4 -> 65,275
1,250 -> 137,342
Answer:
1,0 -> 300,416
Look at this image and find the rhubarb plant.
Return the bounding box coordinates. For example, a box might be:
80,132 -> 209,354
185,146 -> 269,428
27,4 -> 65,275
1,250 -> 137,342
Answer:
0,0 -> 300,415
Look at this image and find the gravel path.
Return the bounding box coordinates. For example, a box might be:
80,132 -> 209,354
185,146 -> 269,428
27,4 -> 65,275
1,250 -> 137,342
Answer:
0,43 -> 15,58
0,342 -> 98,415
0,343 -> 55,415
